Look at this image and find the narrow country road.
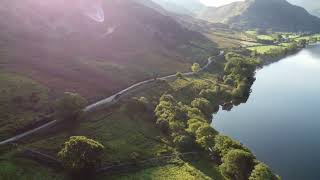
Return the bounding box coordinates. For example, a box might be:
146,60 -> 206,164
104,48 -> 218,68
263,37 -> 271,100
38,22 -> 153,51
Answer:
0,51 -> 224,145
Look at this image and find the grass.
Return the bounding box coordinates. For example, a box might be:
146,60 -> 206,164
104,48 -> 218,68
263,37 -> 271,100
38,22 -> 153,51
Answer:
0,71 -> 50,140
0,44 -> 228,180
0,152 -> 66,180
109,161 -> 216,180
245,30 -> 257,36
257,35 -> 274,41
0,103 -> 172,179
27,106 -> 170,162
248,45 -> 284,54
0,69 -> 229,179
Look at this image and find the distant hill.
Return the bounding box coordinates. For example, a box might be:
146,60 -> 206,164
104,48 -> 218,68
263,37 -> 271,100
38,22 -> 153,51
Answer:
150,0 -> 206,16
199,0 -> 320,32
287,0 -> 320,17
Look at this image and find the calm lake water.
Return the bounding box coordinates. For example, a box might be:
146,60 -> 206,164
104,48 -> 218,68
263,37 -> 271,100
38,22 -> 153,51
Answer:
213,45 -> 320,180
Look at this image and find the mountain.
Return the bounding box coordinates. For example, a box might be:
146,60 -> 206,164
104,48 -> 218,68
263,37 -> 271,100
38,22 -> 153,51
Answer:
287,0 -> 320,17
150,0 -> 206,16
199,0 -> 320,32
0,0 -> 215,99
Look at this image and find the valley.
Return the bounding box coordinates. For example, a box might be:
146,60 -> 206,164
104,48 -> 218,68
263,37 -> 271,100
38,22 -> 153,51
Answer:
0,0 -> 320,180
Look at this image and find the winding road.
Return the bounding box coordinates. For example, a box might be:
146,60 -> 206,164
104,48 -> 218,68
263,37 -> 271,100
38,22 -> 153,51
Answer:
0,51 -> 224,146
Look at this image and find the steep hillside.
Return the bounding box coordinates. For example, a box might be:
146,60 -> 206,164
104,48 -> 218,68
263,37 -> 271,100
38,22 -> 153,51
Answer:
0,0 -> 216,100
200,0 -> 320,32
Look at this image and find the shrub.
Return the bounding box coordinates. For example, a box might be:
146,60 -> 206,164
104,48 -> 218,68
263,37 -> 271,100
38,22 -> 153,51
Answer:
173,134 -> 194,152
195,124 -> 218,151
214,135 -> 251,158
191,63 -> 201,73
54,92 -> 87,121
249,163 -> 280,180
58,136 -> 104,174
191,98 -> 215,118
220,149 -> 255,180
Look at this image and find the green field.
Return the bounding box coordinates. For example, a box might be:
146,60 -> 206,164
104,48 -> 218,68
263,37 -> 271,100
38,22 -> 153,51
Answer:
245,30 -> 257,36
248,45 -> 284,54
257,35 -> 274,41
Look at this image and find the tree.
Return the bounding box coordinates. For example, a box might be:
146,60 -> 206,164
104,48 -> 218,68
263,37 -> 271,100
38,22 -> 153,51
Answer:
220,149 -> 255,180
195,124 -> 218,151
54,92 -> 87,121
191,63 -> 201,73
187,118 -> 204,134
298,39 -> 307,48
173,134 -> 194,151
191,98 -> 215,118
58,136 -> 105,175
249,163 -> 280,180
214,135 -> 251,157
176,72 -> 184,79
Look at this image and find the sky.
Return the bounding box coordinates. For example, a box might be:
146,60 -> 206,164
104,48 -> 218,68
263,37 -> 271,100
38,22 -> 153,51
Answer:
200,0 -> 244,7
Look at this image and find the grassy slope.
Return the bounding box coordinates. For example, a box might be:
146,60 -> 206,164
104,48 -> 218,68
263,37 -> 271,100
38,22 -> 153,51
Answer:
110,162 -> 217,180
0,70 -> 229,180
0,71 -> 50,139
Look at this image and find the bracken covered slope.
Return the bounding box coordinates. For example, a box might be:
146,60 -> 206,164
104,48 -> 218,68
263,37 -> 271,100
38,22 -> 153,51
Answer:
0,0 -> 216,100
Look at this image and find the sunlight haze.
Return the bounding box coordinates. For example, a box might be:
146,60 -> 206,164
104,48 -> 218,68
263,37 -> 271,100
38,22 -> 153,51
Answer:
200,0 -> 244,7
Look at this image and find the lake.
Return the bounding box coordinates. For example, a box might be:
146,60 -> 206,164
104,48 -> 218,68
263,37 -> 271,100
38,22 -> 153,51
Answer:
213,45 -> 320,180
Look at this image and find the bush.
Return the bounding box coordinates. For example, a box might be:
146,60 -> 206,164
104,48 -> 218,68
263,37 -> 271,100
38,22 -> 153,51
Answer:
58,136 -> 105,174
176,72 -> 184,79
191,63 -> 201,73
191,98 -> 215,118
187,118 -> 205,134
199,89 -> 218,102
173,134 -> 194,152
195,124 -> 218,151
249,163 -> 280,180
54,92 -> 87,121
220,149 -> 255,180
214,135 -> 251,158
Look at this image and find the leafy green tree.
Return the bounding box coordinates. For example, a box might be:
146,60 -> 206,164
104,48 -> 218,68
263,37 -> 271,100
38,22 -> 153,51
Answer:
249,163 -> 280,180
159,94 -> 175,102
176,72 -> 184,79
54,92 -> 87,121
155,94 -> 187,122
298,39 -> 307,48
173,134 -> 194,151
191,63 -> 201,73
214,135 -> 251,157
220,149 -> 255,180
199,88 -> 218,102
187,118 -> 205,134
191,98 -> 214,118
187,107 -> 206,120
58,136 -> 105,174
169,120 -> 186,133
195,124 -> 218,151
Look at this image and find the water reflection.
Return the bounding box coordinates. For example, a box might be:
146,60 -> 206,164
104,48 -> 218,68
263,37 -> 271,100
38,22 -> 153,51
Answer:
213,45 -> 320,180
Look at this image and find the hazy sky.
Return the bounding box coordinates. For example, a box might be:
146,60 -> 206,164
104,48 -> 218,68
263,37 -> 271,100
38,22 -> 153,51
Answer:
200,0 -> 244,7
